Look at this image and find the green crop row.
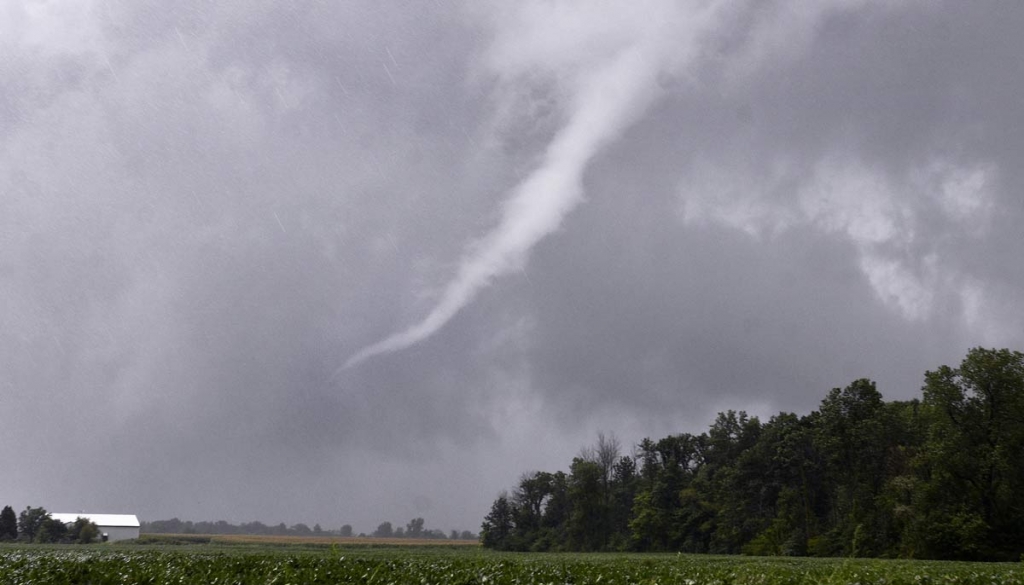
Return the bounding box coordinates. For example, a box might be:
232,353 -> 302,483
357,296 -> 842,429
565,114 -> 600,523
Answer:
0,548 -> 1021,584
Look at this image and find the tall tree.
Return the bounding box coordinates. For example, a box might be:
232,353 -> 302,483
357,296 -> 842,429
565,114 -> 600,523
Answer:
629,434 -> 700,551
35,516 -> 68,543
480,494 -> 515,550
919,347 -> 1024,560
0,506 -> 17,541
479,347 -> 1024,560
814,379 -> 890,556
18,506 -> 48,542
567,457 -> 608,551
405,517 -> 424,538
67,517 -> 100,544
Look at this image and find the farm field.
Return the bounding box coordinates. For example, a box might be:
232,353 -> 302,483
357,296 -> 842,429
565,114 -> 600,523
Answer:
159,533 -> 482,547
0,543 -> 1021,585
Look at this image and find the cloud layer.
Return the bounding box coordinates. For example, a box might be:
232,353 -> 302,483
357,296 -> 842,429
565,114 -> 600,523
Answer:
3,0 -> 1023,533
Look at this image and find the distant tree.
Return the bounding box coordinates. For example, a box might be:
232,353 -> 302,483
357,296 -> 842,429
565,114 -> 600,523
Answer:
394,526 -> 405,537
450,529 -> 459,540
580,431 -> 622,491
460,530 -> 476,540
67,517 -> 100,544
18,506 -> 48,542
0,506 -> 17,541
240,521 -> 270,535
406,517 -> 424,538
340,524 -> 353,537
513,472 -> 552,537
35,516 -> 68,544
480,494 -> 514,549
291,523 -> 312,536
313,523 -> 322,534
146,518 -> 185,533
373,521 -> 393,538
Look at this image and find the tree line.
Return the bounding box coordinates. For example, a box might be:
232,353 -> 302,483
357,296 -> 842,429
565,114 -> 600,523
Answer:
142,516 -> 478,541
0,505 -> 100,544
370,518 -> 477,541
480,347 -> 1024,561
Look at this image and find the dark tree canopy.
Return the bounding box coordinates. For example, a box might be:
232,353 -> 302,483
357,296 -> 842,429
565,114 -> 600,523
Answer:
0,506 -> 17,541
17,507 -> 49,543
481,348 -> 1024,561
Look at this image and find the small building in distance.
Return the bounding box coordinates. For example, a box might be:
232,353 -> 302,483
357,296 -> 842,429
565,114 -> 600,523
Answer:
50,513 -> 140,542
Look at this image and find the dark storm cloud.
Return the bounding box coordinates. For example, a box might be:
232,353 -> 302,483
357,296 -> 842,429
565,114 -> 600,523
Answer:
2,0 -> 1023,532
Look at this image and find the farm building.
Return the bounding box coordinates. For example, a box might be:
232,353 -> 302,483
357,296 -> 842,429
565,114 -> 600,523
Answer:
50,513 -> 140,542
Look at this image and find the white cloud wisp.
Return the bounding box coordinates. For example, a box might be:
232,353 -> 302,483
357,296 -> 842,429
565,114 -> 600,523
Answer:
341,3 -> 716,370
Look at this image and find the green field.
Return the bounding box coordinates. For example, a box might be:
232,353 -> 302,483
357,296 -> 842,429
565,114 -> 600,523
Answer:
1,543 -> 1021,584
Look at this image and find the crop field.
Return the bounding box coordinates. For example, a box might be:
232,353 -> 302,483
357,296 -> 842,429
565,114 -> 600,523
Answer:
0,544 -> 1021,584
138,533 -> 482,547
214,534 -> 480,547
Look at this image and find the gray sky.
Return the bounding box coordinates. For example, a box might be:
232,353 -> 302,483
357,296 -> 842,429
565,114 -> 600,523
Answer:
3,0 -> 1023,534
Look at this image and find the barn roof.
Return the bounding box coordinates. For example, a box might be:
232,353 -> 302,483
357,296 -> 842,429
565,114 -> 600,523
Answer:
50,513 -> 140,528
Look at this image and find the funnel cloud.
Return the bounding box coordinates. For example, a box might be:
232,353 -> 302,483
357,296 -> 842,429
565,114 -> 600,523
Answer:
2,0 -> 1024,536
345,2 -> 722,369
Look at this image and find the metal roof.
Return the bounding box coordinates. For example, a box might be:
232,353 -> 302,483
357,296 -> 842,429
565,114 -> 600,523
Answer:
50,513 -> 140,528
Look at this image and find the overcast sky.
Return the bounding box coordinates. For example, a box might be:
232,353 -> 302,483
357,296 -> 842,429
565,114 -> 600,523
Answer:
3,0 -> 1023,534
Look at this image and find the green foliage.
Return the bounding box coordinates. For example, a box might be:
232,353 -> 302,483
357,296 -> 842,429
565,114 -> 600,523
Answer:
405,518 -> 424,538
133,534 -> 214,545
0,547 -> 1021,584
917,348 -> 1024,560
481,347 -> 1024,561
480,495 -> 514,550
17,507 -> 48,543
33,517 -> 67,544
66,517 -> 100,544
0,506 -> 17,541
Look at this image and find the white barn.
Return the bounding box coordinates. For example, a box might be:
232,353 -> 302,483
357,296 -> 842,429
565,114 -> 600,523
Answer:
50,513 -> 140,542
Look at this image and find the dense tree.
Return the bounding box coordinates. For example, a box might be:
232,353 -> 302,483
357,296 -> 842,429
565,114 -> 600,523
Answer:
67,517 -> 100,544
918,348 -> 1024,560
405,517 -> 424,538
480,494 -> 514,549
340,524 -> 353,537
18,506 -> 48,542
373,522 -> 393,538
567,458 -> 607,551
480,348 -> 1024,561
813,379 -> 892,556
0,506 -> 17,541
35,516 -> 68,543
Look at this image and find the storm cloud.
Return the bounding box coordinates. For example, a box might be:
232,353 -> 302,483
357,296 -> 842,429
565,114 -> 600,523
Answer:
2,1 -> 1023,533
